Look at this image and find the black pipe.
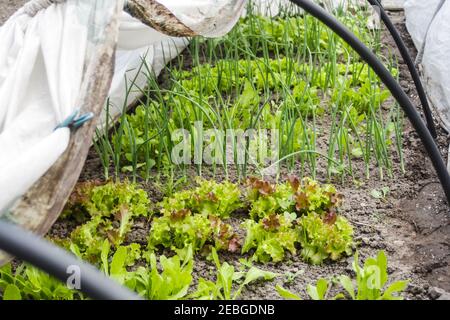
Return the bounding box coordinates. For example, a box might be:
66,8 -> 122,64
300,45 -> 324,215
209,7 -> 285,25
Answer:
0,220 -> 142,300
368,0 -> 437,138
289,0 -> 450,204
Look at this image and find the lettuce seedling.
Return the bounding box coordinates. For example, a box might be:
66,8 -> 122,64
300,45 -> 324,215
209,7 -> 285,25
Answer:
298,212 -> 354,265
339,251 -> 409,300
99,242 -> 194,300
246,176 -> 343,220
148,211 -> 212,252
246,178 -> 295,220
277,251 -> 409,300
149,179 -> 241,253
276,278 -> 330,300
148,209 -> 239,253
276,285 -> 302,300
242,214 -> 298,263
191,248 -> 278,300
291,177 -> 344,215
132,251 -> 194,300
63,181 -> 151,262
0,263 -> 84,300
192,178 -> 242,219
159,178 -> 241,219
64,180 -> 150,218
100,240 -> 141,282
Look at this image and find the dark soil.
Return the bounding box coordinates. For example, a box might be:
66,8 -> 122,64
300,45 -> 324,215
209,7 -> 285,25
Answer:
2,4 -> 449,299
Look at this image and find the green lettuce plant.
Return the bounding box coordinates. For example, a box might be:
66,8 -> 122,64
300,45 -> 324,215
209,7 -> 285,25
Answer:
191,248 -> 278,300
148,179 -> 241,253
160,178 -> 241,219
338,251 -> 409,300
131,250 -> 194,300
242,214 -> 298,263
246,176 -> 343,220
243,176 -> 352,264
298,212 -> 354,265
62,181 -> 150,262
0,263 -> 84,300
246,178 -> 295,220
276,250 -> 409,300
276,278 -> 331,300
148,208 -> 239,253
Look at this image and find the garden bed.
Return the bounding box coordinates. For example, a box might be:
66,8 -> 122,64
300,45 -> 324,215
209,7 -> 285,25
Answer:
1,3 -> 449,300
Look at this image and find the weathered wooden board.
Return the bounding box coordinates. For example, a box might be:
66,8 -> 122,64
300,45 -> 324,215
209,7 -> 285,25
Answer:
0,1 -> 124,265
0,0 -> 204,267
0,0 -> 238,266
125,0 -> 195,37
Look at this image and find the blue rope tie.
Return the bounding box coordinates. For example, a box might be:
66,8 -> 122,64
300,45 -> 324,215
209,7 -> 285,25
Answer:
54,109 -> 94,131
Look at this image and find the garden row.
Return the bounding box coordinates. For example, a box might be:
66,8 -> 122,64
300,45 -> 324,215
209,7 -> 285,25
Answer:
1,177 -> 407,300
94,4 -> 403,182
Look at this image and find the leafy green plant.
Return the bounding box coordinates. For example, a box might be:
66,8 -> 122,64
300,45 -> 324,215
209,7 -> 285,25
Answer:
370,186 -> 390,200
0,263 -> 84,300
148,179 -> 241,253
284,269 -> 304,285
243,176 -> 351,264
131,248 -> 194,300
64,180 -> 150,218
246,176 -> 343,220
306,278 -> 332,300
242,214 -> 298,263
276,278 -> 331,300
2,284 -> 22,300
148,208 -> 239,254
149,211 -> 211,252
159,178 -> 241,219
191,248 -> 278,300
276,251 -> 409,300
275,285 -> 302,300
99,240 -> 141,286
289,176 -> 343,215
62,181 -> 150,262
98,241 -> 194,300
246,178 -> 295,220
297,212 -> 354,265
338,251 -> 408,300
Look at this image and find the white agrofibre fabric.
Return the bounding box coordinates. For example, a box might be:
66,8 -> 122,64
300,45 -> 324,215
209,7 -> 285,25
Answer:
0,0 -> 248,213
0,0 -> 121,213
405,0 -> 450,133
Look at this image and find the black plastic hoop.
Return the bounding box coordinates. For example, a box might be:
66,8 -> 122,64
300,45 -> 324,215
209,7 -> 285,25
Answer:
289,0 -> 450,204
0,220 -> 141,300
368,0 -> 437,138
